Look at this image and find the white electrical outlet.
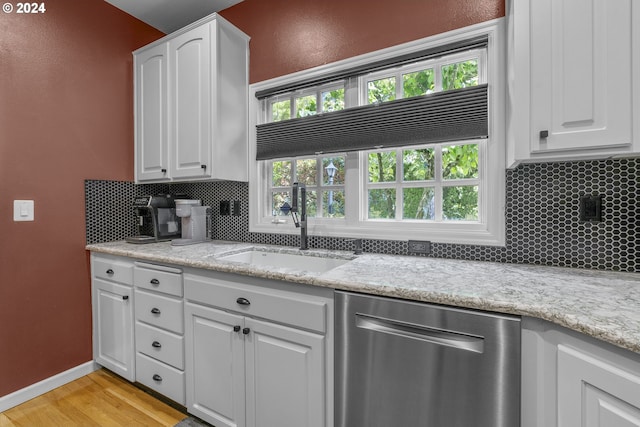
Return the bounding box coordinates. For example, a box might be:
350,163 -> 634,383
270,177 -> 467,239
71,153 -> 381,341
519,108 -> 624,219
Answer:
13,200 -> 35,221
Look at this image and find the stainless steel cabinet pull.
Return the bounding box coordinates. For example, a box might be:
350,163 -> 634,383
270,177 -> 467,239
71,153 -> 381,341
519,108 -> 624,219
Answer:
150,278 -> 160,285
236,297 -> 250,306
152,341 -> 161,348
106,269 -> 114,275
152,374 -> 162,382
151,307 -> 161,315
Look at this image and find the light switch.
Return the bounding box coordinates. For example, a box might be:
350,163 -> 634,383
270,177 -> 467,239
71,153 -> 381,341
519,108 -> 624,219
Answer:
13,200 -> 34,221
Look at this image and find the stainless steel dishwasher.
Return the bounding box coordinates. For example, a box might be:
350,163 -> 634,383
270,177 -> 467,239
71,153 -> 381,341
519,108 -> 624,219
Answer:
335,291 -> 520,427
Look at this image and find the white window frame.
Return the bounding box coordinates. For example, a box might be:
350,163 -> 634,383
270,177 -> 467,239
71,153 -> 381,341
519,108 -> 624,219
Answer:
268,154 -> 347,219
361,49 -> 487,103
268,82 -> 346,121
362,141 -> 483,222
249,19 -> 506,246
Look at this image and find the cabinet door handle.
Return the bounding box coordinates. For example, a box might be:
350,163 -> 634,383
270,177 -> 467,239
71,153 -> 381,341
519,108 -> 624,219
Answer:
122,295 -> 129,301
242,327 -> 250,335
161,168 -> 167,173
236,297 -> 251,306
233,325 -> 241,332
150,278 -> 160,286
201,164 -> 207,170
150,307 -> 161,315
106,269 -> 114,275
152,374 -> 162,382
539,130 -> 549,139
152,341 -> 162,348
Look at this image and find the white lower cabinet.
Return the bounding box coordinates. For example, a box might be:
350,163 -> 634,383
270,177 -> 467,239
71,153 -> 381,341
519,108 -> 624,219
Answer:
245,317 -> 324,427
133,262 -> 186,405
557,344 -> 640,427
91,254 -> 135,382
522,317 -> 640,427
184,270 -> 333,427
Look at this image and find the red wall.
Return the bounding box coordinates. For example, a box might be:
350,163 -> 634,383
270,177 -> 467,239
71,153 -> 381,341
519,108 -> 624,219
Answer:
221,0 -> 505,84
0,0 -> 162,396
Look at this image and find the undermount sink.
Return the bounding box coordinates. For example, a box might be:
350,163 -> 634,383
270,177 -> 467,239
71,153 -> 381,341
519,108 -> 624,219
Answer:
217,249 -> 352,273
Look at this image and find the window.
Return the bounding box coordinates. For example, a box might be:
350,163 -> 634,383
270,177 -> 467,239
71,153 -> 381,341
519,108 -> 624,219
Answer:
269,84 -> 345,122
363,51 -> 483,104
249,21 -> 505,246
365,142 -> 480,222
270,155 -> 346,219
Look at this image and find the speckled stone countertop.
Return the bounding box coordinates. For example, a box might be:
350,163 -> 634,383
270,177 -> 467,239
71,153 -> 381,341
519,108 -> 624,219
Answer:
86,240 -> 640,354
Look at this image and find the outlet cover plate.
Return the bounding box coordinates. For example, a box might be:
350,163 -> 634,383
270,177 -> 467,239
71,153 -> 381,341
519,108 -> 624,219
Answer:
579,195 -> 603,222
408,240 -> 431,254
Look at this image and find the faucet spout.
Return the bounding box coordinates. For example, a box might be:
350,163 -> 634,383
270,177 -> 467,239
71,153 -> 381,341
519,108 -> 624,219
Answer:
291,182 -> 308,250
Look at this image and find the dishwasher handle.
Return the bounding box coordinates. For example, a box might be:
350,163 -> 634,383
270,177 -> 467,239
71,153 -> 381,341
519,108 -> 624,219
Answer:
355,313 -> 485,353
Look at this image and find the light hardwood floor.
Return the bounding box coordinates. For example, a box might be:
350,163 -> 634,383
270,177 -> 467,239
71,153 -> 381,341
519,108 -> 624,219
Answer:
0,369 -> 186,427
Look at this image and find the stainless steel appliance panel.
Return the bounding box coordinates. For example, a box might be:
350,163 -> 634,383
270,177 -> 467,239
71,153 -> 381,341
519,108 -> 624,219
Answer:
336,291 -> 521,427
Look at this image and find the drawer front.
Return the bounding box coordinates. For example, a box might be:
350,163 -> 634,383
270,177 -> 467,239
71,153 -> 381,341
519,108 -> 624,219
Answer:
184,273 -> 327,333
135,289 -> 184,334
136,353 -> 185,405
135,322 -> 184,369
135,265 -> 183,297
93,256 -> 133,285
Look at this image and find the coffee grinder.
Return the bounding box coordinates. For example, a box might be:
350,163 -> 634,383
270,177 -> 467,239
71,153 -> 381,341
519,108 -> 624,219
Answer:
171,199 -> 211,246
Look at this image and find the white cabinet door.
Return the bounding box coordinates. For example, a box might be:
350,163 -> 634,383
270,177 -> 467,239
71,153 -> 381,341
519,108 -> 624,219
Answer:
134,43 -> 169,182
244,318 -> 325,427
511,0 -> 640,163
169,23 -> 211,180
185,302 -> 245,427
93,278 -> 135,381
558,344 -> 640,427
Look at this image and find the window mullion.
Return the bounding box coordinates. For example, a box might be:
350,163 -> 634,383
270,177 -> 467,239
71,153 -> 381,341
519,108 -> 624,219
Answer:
395,150 -> 403,220
316,155 -> 323,217
434,147 -> 443,221
395,71 -> 403,100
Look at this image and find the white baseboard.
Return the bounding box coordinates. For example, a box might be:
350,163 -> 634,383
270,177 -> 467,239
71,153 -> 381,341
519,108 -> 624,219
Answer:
0,361 -> 98,412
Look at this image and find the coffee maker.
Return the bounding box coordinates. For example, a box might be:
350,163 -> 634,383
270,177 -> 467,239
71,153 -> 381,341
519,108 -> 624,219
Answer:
125,195 -> 181,244
171,199 -> 211,246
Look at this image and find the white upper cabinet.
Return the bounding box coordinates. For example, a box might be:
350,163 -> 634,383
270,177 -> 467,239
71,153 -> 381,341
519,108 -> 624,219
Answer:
169,24 -> 211,180
134,13 -> 249,183
135,43 -> 169,182
509,0 -> 640,166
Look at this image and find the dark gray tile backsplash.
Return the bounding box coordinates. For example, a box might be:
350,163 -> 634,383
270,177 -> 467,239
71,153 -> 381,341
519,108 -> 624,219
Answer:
86,157 -> 638,272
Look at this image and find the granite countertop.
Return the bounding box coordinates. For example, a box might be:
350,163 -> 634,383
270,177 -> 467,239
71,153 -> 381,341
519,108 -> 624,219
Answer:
86,240 -> 640,354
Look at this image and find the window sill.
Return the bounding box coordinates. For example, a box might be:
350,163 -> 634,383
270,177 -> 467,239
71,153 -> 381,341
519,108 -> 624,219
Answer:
250,217 -> 505,246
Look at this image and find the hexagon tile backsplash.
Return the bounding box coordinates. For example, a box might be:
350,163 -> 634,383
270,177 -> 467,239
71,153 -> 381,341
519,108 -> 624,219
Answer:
85,157 -> 638,272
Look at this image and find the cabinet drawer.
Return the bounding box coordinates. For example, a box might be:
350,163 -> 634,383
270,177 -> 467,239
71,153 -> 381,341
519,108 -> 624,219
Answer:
185,274 -> 327,333
93,256 -> 133,285
135,289 -> 184,334
136,352 -> 185,405
135,322 -> 184,369
134,264 -> 183,296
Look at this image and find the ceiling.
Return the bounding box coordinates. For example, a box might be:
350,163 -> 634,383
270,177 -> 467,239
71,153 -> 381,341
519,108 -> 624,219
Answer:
104,0 -> 244,34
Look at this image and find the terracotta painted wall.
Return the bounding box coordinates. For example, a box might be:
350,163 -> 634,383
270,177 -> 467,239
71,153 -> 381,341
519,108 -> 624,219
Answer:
221,0 -> 505,84
0,0 -> 162,396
